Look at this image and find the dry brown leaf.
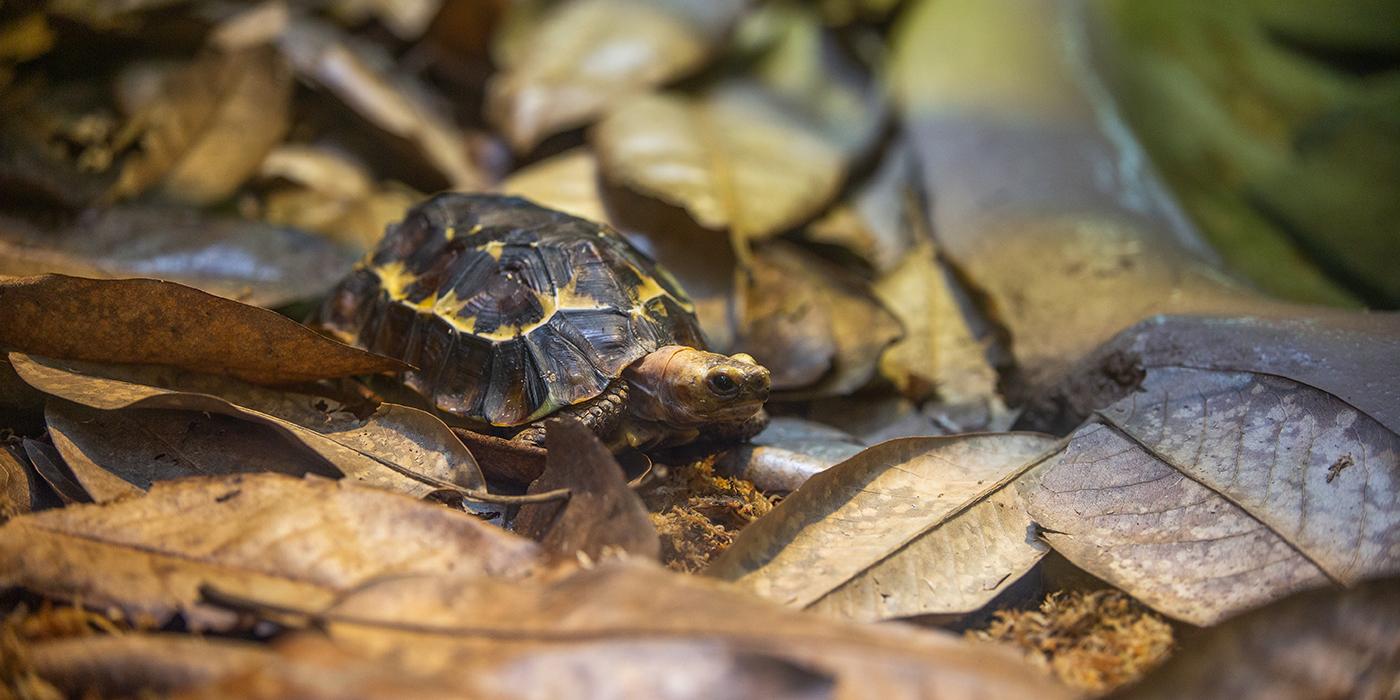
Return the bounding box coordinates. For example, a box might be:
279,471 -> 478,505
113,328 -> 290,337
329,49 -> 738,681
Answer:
739,241 -> 901,397
0,206 -> 359,308
1017,312 -> 1400,435
807,146 -> 917,274
488,0 -> 746,151
499,148 -> 611,224
1022,367 -> 1400,625
709,433 -> 1057,621
714,417 -> 865,493
193,633 -> 834,700
113,46 -> 291,204
0,276 -> 405,385
263,561 -> 1069,698
891,0 -> 1286,398
513,418 -> 660,562
874,238 -> 1003,412
46,400 -> 341,501
257,144 -> 419,250
0,473 -> 540,630
278,18 -> 489,190
11,355 -> 484,500
1116,578 -> 1400,700
30,634 -> 276,698
20,439 -> 88,505
594,85 -> 848,243
0,447 -> 39,521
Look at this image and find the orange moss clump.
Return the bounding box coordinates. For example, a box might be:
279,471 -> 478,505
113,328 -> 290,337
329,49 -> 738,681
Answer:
643,459 -> 773,572
970,589 -> 1174,695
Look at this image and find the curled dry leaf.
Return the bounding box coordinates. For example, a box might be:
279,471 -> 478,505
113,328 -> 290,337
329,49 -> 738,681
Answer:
46,400 -> 340,502
21,438 -> 89,505
0,275 -> 404,385
0,205 -> 360,308
30,634 -> 276,698
709,433 -> 1057,621
513,418 -> 660,562
1115,578 -> 1400,700
715,416 -> 865,493
257,144 -> 419,251
113,46 -> 291,204
11,355 -> 483,499
594,85 -> 848,243
1022,367 -> 1400,625
0,473 -> 540,630
739,241 -> 901,397
1,446 -> 40,521
488,0 -> 746,151
270,561 -> 1067,698
278,18 -> 489,190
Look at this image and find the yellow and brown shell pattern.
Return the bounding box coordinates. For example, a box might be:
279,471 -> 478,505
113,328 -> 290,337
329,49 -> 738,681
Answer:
320,193 -> 704,428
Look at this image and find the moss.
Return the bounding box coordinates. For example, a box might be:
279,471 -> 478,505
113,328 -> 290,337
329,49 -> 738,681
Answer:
969,589 -> 1174,695
643,459 -> 774,572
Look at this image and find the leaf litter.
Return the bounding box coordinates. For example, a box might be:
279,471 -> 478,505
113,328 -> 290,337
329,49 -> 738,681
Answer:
1,0 -> 1397,696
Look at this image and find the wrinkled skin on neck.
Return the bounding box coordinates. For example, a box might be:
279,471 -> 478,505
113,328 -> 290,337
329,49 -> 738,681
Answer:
622,345 -> 770,449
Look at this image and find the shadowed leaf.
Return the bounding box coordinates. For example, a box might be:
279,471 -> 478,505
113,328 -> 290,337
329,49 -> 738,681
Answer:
0,276 -> 406,385
1115,578 -> 1400,700
11,354 -> 482,499
46,399 -> 340,500
513,418 -> 660,562
31,635 -> 276,698
0,206 -> 360,308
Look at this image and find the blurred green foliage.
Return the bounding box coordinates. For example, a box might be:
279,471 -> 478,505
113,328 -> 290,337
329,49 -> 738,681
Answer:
1096,0 -> 1400,308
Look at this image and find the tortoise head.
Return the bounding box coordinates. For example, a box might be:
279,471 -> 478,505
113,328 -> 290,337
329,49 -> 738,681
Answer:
626,345 -> 770,428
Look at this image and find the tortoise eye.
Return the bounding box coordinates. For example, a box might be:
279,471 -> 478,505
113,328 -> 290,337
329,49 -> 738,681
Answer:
707,372 -> 739,398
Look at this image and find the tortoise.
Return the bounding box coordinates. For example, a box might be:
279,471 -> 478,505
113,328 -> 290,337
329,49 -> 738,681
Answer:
319,193 -> 771,451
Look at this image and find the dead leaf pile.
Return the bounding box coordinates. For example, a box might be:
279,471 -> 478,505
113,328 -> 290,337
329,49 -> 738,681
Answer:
1,0 -> 1398,697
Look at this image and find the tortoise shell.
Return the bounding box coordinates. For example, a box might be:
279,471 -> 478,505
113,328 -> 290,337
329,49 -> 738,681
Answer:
320,193 -> 705,427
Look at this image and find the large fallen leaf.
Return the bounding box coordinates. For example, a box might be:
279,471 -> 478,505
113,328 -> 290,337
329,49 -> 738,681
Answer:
191,634 -> 833,700
488,0 -> 746,151
1018,312 -> 1400,435
0,276 -> 405,384
257,561 -> 1069,699
1022,367 -> 1400,625
31,635 -> 276,698
709,433 -> 1057,621
1117,578 -> 1400,700
891,0 -> 1290,398
0,206 -> 360,307
277,18 -> 489,190
739,241 -> 901,396
513,419 -> 660,561
46,400 -> 340,502
594,85 -> 850,243
11,354 -> 482,499
112,46 -> 291,204
0,473 -> 539,630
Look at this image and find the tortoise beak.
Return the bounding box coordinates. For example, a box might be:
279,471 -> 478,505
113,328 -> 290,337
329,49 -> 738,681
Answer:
745,365 -> 771,402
